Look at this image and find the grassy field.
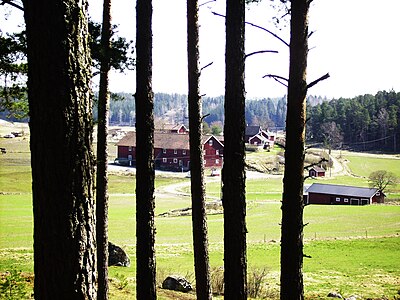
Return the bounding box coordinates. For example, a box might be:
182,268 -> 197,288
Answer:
1,132 -> 400,299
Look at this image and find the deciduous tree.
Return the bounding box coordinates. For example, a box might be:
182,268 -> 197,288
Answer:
368,170 -> 398,193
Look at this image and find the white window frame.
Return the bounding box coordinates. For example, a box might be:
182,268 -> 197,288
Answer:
174,149 -> 177,155
216,150 -> 219,155
336,197 -> 341,202
183,150 -> 186,155
163,148 -> 166,154
216,159 -> 219,164
162,158 -> 167,163
344,198 -> 349,203
128,146 -> 132,152
208,139 -> 213,146
173,158 -> 178,163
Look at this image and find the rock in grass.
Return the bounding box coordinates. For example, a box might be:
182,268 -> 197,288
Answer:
327,292 -> 343,299
108,242 -> 130,267
162,275 -> 193,293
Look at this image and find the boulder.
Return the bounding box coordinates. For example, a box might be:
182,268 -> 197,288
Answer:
108,242 -> 130,267
327,292 -> 343,299
162,275 -> 193,293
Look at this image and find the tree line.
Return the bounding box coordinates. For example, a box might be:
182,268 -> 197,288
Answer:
307,90 -> 400,152
102,92 -> 289,128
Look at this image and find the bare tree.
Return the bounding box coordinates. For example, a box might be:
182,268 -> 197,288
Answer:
23,0 -> 96,297
96,0 -> 112,298
368,170 -> 398,193
222,0 -> 247,298
135,0 -> 156,298
280,0 -> 310,299
187,0 -> 212,298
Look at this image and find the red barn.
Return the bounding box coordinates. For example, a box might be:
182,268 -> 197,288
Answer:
116,132 -> 223,171
309,166 -> 326,177
305,183 -> 384,205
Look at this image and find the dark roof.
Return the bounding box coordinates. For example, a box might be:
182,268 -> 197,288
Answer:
117,132 -> 223,150
306,183 -> 378,198
245,125 -> 261,137
310,166 -> 325,172
156,124 -> 188,132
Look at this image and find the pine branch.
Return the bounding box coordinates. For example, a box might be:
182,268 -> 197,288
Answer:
212,11 -> 289,47
307,73 -> 330,89
1,0 -> 23,11
304,157 -> 328,170
262,74 -> 288,87
245,50 -> 278,59
200,62 -> 213,71
199,0 -> 216,7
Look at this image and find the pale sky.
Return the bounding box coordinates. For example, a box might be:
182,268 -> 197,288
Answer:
1,0 -> 399,99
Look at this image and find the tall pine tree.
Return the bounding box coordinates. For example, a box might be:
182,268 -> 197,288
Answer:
135,0 -> 156,298
24,0 -> 96,297
222,0 -> 247,298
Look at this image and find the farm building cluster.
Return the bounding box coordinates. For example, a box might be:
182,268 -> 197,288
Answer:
114,124 -> 275,172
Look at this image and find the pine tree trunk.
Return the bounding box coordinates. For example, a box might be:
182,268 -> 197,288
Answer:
223,0 -> 247,298
280,0 -> 309,299
23,0 -> 96,298
96,0 -> 112,298
135,0 -> 156,298
187,0 -> 212,298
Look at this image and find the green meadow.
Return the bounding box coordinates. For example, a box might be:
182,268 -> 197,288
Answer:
1,135 -> 400,299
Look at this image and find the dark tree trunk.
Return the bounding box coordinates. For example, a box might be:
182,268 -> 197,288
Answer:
135,0 -> 156,298
187,0 -> 212,298
222,0 -> 247,298
280,0 -> 309,299
23,0 -> 96,298
96,0 -> 112,298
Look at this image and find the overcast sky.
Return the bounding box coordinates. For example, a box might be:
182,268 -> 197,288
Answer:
2,0 -> 400,99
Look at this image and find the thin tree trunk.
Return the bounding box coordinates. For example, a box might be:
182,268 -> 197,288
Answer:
187,0 -> 212,298
280,0 -> 309,299
23,0 -> 96,298
135,0 -> 156,298
223,0 -> 247,298
96,0 -> 112,298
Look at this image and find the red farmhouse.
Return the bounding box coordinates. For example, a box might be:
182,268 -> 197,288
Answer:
116,131 -> 224,171
305,183 -> 384,205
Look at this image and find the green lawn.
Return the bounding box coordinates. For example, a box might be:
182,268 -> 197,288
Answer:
1,136 -> 400,299
343,154 -> 400,177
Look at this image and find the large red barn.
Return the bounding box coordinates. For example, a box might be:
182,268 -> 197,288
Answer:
305,183 -> 384,205
116,131 -> 223,171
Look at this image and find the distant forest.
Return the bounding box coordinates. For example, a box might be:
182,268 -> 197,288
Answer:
101,90 -> 400,152
103,93 -> 300,129
307,90 -> 400,152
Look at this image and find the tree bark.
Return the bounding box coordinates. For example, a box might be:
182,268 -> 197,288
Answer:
223,0 -> 247,298
280,0 -> 309,299
96,0 -> 112,298
23,0 -> 96,298
135,0 -> 156,298
187,0 -> 212,298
